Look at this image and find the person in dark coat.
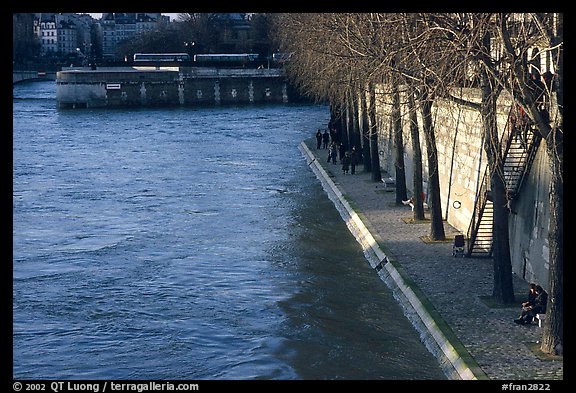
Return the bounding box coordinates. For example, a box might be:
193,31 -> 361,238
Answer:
350,146 -> 360,175
521,283 -> 537,309
329,127 -> 336,144
316,129 -> 322,149
322,129 -> 330,149
338,143 -> 346,163
342,151 -> 351,174
514,285 -> 548,325
329,141 -> 338,164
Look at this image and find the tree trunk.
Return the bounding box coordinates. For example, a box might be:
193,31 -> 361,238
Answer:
349,91 -> 361,151
332,103 -> 344,146
490,171 -> 515,303
408,88 -> 425,221
540,28 -> 563,354
368,83 -> 382,182
479,56 -> 515,303
345,96 -> 352,150
496,13 -> 562,353
329,103 -> 341,145
540,129 -> 563,355
392,84 -> 408,205
360,86 -> 372,172
340,102 -> 348,150
420,89 -> 445,240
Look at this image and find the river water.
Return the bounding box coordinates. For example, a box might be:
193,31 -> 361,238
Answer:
13,80 -> 446,380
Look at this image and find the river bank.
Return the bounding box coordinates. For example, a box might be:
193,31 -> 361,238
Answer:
299,137 -> 563,381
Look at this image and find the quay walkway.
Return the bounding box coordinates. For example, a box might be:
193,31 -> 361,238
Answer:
299,138 -> 563,381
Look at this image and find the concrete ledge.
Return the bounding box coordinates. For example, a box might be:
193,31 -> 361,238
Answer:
299,141 -> 487,380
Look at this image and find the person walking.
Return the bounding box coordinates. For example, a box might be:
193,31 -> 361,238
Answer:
339,142 -> 346,163
350,146 -> 360,175
329,127 -> 336,144
316,129 -> 323,150
328,141 -> 338,164
342,151 -> 351,174
322,129 -> 330,149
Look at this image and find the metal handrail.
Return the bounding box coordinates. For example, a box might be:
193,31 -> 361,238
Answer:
465,104 -> 542,257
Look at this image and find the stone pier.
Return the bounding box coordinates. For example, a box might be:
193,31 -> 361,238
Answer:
56,66 -> 294,109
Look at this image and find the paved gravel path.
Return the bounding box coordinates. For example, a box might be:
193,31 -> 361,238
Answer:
302,138 -> 562,381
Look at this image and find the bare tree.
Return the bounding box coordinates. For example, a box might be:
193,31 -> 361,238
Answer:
275,13 -> 446,237
478,30 -> 515,303
359,85 -> 373,173
274,11 -> 562,356
434,12 -> 562,350
407,87 -> 426,221
274,13 -> 384,182
367,83 -> 382,182
496,12 -> 563,356
419,86 -> 446,240
391,82 -> 408,205
399,13 -> 517,298
396,13 -> 448,240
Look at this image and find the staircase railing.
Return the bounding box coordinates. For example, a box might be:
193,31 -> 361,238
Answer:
465,104 -> 542,257
466,169 -> 492,257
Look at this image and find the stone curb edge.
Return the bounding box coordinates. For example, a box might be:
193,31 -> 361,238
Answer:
299,141 -> 488,381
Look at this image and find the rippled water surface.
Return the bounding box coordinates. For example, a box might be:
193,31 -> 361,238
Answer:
13,80 -> 446,380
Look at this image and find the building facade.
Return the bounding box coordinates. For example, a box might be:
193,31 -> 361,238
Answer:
33,13 -> 93,58
19,13 -> 259,64
100,13 -> 168,60
35,18 -> 57,55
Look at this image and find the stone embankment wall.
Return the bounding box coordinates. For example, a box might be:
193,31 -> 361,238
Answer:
299,141 -> 485,380
13,71 -> 57,84
56,67 -> 293,109
371,86 -> 552,288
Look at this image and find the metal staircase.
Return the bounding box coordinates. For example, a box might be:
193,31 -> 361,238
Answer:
503,121 -> 542,200
466,106 -> 542,257
466,170 -> 494,257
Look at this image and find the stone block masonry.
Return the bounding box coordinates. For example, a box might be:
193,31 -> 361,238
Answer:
371,86 -> 553,290
56,67 -> 293,109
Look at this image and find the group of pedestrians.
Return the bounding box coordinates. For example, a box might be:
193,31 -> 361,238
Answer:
315,129 -> 331,150
340,146 -> 361,175
315,129 -> 361,175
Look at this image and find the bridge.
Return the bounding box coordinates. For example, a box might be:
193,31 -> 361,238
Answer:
13,70 -> 57,84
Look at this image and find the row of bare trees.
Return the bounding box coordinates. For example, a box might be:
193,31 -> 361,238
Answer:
273,13 -> 562,356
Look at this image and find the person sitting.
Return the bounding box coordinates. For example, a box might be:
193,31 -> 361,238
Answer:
514,284 -> 547,325
522,283 -> 537,309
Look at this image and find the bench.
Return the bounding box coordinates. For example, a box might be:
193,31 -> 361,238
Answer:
536,313 -> 546,327
381,177 -> 396,191
402,199 -> 429,211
